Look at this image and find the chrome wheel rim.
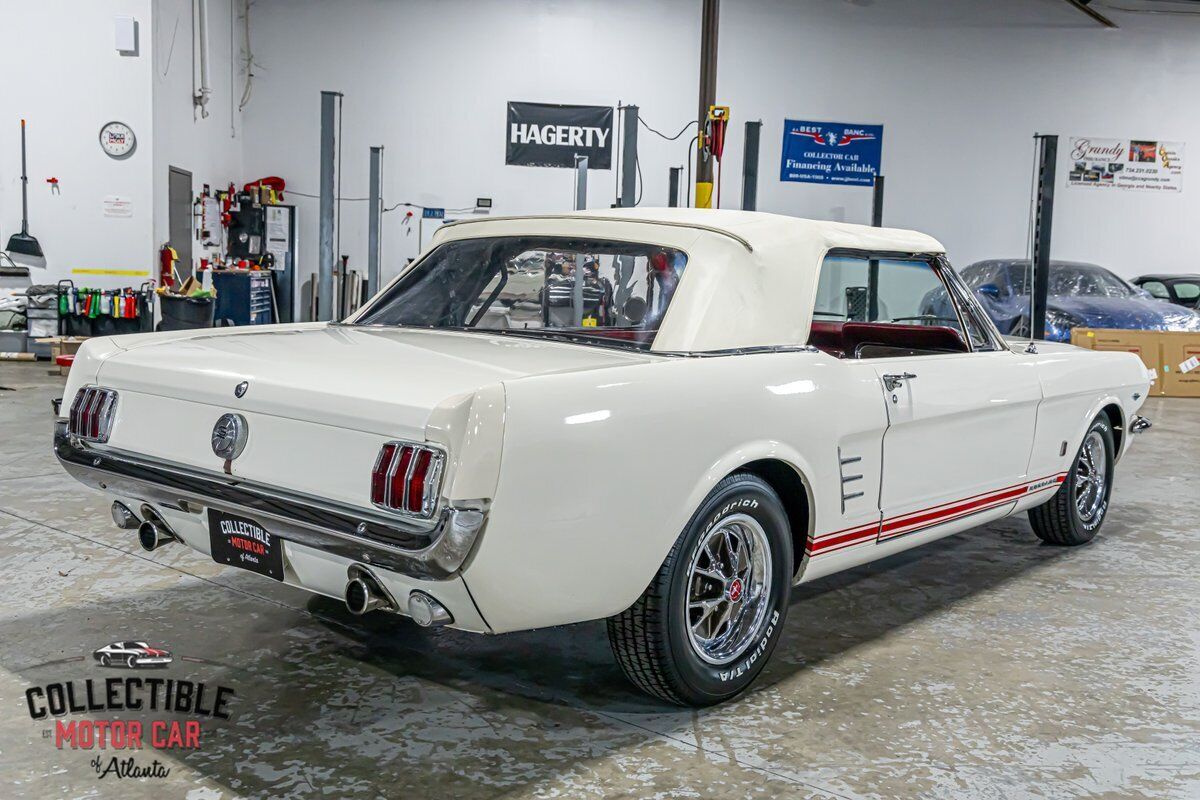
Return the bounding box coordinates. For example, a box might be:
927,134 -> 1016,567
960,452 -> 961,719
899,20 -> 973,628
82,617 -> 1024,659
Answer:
1074,431 -> 1108,524
685,513 -> 773,665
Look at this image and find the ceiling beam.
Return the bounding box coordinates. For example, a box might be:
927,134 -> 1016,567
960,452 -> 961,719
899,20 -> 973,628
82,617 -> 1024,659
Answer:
1063,0 -> 1119,28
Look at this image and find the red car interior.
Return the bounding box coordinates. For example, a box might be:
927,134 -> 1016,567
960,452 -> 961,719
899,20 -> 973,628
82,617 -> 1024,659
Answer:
808,320 -> 969,359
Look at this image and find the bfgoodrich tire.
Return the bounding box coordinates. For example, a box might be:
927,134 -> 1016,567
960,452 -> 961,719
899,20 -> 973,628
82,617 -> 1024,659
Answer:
607,473 -> 793,706
1029,414 -> 1115,546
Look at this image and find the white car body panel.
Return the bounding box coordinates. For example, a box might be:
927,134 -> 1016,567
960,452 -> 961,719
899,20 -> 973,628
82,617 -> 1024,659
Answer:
56,210 -> 1150,635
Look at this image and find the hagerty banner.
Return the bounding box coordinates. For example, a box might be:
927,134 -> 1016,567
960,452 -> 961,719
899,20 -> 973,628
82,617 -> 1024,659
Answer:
506,102 -> 613,169
1067,136 -> 1185,192
780,119 -> 883,186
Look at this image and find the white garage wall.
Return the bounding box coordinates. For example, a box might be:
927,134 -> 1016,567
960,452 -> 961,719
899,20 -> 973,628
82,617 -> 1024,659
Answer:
717,0 -> 1200,278
239,0 -> 703,295
0,0 -> 155,289
241,0 -> 1200,292
151,0 -> 246,267
0,0 -> 245,288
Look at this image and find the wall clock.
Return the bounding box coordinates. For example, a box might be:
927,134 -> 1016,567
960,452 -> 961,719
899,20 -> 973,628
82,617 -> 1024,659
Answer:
99,121 -> 136,159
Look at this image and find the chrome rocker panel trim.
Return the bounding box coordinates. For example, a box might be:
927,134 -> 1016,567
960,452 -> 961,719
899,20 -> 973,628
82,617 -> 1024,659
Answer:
53,422 -> 486,580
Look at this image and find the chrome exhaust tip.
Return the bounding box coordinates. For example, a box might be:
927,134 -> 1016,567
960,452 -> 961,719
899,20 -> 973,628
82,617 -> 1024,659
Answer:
1131,415 -> 1152,434
407,591 -> 453,628
111,502 -> 139,530
345,577 -> 389,616
137,520 -> 176,552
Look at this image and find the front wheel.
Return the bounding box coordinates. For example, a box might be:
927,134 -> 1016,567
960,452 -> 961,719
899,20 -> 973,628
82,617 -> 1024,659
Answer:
1029,414 -> 1115,546
607,473 -> 793,706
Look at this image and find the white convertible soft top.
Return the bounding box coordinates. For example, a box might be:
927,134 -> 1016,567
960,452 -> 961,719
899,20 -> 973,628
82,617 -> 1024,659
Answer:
427,208 -> 948,352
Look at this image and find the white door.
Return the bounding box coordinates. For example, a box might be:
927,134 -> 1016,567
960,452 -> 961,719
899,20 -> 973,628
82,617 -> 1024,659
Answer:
809,251 -> 1041,547
871,350 -> 1040,543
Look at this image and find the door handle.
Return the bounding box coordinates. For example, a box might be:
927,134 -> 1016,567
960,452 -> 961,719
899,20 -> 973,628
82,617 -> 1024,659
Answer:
882,372 -> 917,391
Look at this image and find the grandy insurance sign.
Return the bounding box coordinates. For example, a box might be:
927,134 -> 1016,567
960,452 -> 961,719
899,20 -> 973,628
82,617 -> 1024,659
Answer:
506,102 -> 613,169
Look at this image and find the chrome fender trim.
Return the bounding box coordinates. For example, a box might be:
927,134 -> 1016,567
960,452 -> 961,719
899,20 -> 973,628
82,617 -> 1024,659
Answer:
53,421 -> 487,580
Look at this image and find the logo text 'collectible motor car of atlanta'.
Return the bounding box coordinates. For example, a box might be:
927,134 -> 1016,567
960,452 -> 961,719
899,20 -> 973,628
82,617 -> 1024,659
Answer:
23,644 -> 236,781
55,209 -> 1153,706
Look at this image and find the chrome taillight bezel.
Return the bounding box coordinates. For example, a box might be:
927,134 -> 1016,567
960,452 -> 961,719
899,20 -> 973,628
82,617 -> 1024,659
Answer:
370,441 -> 446,520
68,387 -> 119,443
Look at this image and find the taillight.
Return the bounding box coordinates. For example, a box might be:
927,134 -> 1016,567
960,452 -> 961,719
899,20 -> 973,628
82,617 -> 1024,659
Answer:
370,442 -> 444,518
68,387 -> 119,443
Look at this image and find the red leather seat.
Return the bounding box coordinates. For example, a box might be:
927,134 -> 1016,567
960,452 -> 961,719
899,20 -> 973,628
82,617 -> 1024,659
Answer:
808,321 -> 967,358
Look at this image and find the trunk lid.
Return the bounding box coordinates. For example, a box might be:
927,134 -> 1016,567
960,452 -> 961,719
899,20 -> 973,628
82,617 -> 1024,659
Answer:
98,324 -> 652,438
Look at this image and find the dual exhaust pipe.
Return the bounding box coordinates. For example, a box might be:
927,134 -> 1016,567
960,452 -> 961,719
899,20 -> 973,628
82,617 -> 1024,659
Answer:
115,502 -> 450,627
112,502 -> 177,552
344,568 -> 452,627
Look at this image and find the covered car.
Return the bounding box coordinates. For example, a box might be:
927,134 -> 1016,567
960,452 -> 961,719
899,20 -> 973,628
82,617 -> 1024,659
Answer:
923,259 -> 1200,342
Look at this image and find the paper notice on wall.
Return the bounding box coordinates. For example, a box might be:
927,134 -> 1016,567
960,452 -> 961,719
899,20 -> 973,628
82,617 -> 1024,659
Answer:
102,196 -> 133,217
1180,355 -> 1200,374
1067,137 -> 1184,192
265,206 -> 291,271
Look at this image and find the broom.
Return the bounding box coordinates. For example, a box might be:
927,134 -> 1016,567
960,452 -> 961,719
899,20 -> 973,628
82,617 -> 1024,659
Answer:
7,119 -> 44,258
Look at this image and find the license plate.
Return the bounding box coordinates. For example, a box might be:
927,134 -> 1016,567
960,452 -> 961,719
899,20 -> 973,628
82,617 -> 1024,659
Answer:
207,509 -> 284,581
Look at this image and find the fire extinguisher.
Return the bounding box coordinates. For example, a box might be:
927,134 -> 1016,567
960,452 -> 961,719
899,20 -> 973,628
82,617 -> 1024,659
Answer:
159,244 -> 179,288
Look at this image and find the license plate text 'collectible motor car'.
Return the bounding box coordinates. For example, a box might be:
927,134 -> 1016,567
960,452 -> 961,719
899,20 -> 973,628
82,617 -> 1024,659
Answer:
56,209 -> 1152,705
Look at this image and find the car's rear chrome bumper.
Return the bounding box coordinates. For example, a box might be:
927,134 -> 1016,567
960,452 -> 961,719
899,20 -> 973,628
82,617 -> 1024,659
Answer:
53,421 -> 486,580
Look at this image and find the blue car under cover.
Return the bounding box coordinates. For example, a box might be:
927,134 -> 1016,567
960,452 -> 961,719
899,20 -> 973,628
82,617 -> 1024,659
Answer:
924,259 -> 1200,343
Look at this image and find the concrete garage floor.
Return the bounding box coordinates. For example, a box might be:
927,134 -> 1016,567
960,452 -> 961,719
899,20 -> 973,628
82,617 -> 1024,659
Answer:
0,362 -> 1197,800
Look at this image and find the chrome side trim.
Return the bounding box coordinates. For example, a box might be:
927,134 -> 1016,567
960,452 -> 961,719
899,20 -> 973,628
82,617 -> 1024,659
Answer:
837,448 -> 865,514
53,422 -> 487,580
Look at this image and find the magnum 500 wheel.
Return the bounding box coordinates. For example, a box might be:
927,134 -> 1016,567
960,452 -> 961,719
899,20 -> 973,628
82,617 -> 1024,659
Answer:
607,473 -> 793,706
1029,414 -> 1115,546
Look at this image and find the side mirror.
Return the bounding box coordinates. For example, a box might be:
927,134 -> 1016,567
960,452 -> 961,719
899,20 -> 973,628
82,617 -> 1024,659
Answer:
977,284 -> 1001,299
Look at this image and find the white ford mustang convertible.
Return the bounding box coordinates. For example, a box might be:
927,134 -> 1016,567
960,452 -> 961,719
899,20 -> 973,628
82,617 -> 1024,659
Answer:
56,209 -> 1152,705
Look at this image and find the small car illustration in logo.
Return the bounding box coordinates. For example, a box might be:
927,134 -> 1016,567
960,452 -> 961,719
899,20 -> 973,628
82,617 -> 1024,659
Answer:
93,641 -> 173,669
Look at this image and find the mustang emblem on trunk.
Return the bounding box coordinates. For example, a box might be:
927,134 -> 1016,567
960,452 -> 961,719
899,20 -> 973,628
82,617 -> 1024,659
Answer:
211,414 -> 249,461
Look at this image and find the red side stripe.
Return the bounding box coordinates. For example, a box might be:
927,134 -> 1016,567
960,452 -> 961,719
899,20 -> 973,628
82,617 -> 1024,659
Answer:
807,473 -> 1067,557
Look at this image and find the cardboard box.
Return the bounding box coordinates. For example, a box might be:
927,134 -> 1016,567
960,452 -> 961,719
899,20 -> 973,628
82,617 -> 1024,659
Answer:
1071,328 -> 1200,398
35,336 -> 89,376
1162,337 -> 1200,398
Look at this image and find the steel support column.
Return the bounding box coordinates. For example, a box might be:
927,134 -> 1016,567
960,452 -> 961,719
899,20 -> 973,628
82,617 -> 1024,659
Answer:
1032,135 -> 1058,340
668,167 -> 682,207
317,90 -> 339,321
619,105 -> 638,208
741,120 -> 761,211
367,146 -> 383,298
694,0 -> 719,208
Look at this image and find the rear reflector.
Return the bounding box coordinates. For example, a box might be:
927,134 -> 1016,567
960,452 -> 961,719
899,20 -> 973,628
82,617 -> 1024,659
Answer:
370,442 -> 444,518
68,387 -> 119,443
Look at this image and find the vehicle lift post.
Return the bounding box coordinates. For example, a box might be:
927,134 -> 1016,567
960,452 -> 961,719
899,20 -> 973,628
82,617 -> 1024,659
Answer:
741,120 -> 762,211
867,175 -> 885,320
1031,134 -> 1058,340
317,90 -> 341,321
573,155 -> 588,327
694,0 -> 719,208
616,105 -> 638,309
367,145 -> 383,298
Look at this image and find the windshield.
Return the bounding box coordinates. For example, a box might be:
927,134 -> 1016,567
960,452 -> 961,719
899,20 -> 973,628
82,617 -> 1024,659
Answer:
354,236 -> 689,350
996,262 -> 1135,298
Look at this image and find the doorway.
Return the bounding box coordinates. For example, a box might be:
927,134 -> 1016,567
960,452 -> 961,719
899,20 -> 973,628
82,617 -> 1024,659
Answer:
167,166 -> 193,282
